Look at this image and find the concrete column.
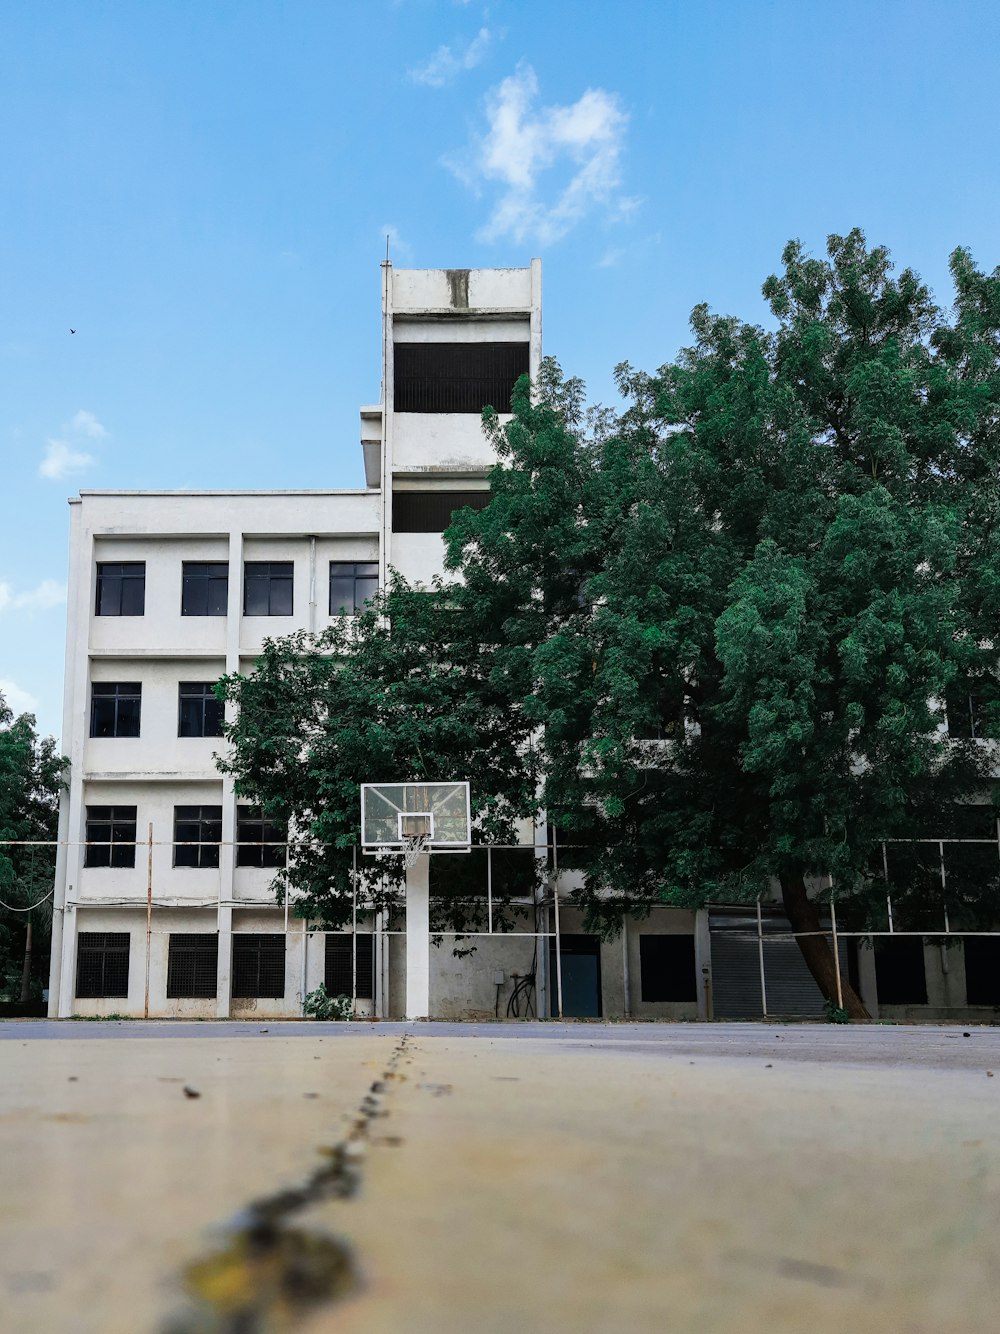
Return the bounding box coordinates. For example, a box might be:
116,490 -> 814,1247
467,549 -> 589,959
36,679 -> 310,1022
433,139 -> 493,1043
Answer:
695,908 -> 712,1021
55,507 -> 91,1017
217,528 -> 243,1018
405,855 -> 430,1019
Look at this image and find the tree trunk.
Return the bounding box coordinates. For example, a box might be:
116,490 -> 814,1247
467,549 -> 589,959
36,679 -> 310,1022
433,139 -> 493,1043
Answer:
780,871 -> 870,1022
19,913 -> 32,1006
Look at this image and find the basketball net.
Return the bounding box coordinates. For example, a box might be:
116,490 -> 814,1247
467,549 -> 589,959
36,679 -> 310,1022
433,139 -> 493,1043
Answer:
402,833 -> 431,869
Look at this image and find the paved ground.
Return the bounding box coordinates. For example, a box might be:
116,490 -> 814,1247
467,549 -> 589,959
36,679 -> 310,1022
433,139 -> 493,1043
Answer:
2,1022 -> 998,1332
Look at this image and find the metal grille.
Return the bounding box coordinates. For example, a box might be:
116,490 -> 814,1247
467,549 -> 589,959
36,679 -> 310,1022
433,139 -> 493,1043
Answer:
639,934 -> 697,1002
710,913 -> 838,1018
325,934 -> 374,1000
231,934 -> 286,998
76,932 -> 130,998
166,934 -> 219,998
391,490 -> 491,534
394,341 -> 529,413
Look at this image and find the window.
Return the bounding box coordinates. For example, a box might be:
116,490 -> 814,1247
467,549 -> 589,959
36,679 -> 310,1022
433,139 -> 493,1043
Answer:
166,934 -> 218,998
325,934 -> 374,1000
393,342 -> 529,413
639,935 -> 697,1002
182,562 -> 229,616
392,491 -> 491,534
76,932 -> 130,998
85,806 -> 137,868
874,937 -> 928,1004
946,684 -> 987,739
232,934 -> 285,998
243,562 -> 293,616
178,682 -> 225,738
173,806 -> 223,868
90,682 -> 141,738
236,806 -> 286,868
95,562 -> 145,616
329,562 -> 379,616
963,938 -> 1000,1006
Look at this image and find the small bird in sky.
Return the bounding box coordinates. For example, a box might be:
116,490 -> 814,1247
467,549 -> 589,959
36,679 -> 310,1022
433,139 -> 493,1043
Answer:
70,328 -> 76,334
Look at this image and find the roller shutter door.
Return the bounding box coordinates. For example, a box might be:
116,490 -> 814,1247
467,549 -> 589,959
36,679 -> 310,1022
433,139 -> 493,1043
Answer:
710,912 -> 829,1018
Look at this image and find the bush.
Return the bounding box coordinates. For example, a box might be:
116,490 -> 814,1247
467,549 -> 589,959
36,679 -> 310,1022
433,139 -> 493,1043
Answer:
303,984 -> 352,1021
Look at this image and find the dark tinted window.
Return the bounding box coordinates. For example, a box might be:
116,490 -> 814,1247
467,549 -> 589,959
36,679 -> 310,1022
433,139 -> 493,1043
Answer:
76,932 -> 130,998
85,806 -> 137,868
182,562 -> 229,616
90,682 -> 141,738
173,806 -> 223,868
96,563 -> 145,616
166,934 -> 218,998
394,342 -> 528,413
964,937 -> 1000,1006
329,562 -> 379,615
392,491 -> 490,534
639,935 -> 698,1002
325,934 -> 374,1000
178,682 -> 225,737
236,807 -> 286,868
244,562 -> 293,616
875,937 -> 928,1004
232,934 -> 285,998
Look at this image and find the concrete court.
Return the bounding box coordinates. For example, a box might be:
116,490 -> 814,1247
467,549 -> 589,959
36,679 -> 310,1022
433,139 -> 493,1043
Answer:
1,1023 -> 998,1334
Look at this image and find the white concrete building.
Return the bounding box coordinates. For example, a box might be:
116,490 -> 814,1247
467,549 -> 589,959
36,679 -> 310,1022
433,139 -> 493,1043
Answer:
48,261 -> 993,1022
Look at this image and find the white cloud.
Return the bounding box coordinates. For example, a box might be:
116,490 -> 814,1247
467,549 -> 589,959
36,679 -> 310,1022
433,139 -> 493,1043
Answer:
410,26 -> 492,87
0,578 -> 67,613
446,65 -> 631,246
37,408 -> 107,480
39,439 -> 95,480
0,678 -> 39,717
71,409 -> 107,439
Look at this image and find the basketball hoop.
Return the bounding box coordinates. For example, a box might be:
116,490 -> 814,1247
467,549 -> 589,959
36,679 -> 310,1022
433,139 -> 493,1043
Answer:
402,833 -> 431,868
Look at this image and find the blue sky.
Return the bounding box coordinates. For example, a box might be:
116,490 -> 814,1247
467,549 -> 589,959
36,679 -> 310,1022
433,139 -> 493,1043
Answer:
3,0 -> 999,742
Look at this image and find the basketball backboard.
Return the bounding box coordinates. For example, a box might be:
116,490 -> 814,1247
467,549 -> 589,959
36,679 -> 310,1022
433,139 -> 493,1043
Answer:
361,782 -> 471,854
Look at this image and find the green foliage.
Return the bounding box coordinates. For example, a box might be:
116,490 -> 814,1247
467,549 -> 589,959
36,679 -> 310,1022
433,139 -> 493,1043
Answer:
221,231 -> 1000,1012
217,578 -> 541,935
823,1000 -> 851,1025
0,691 -> 67,998
302,984 -> 352,1021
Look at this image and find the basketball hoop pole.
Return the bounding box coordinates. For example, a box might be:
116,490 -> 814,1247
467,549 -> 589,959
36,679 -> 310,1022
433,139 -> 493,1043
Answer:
404,850 -> 431,1019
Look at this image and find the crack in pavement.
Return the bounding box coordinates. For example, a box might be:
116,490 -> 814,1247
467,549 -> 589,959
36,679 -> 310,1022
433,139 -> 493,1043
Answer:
162,1033 -> 413,1334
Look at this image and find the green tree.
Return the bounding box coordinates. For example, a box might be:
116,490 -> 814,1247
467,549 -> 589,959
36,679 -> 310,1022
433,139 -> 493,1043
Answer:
0,692 -> 66,1003
217,582 -> 541,934
447,231 -> 1000,1020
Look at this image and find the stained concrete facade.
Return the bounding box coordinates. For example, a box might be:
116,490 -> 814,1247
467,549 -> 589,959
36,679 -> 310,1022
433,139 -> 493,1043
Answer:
47,262 -> 999,1023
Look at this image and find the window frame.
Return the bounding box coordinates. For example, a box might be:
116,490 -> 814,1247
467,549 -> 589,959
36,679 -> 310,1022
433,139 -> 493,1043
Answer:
243,561 -> 294,617
75,931 -> 130,998
95,562 -> 146,617
325,933 -> 375,1000
166,933 -> 219,998
181,561 -> 229,617
173,805 -> 223,869
84,806 -> 138,868
177,681 -> 225,738
235,806 -> 287,868
90,682 -> 142,738
231,934 -> 286,998
329,561 -> 379,616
